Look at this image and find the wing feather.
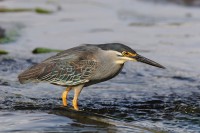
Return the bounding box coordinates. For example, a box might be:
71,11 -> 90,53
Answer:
18,45 -> 99,86
37,60 -> 97,86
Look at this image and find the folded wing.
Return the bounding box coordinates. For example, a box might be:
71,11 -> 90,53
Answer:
18,46 -> 98,86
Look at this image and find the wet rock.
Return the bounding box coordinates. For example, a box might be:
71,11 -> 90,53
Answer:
0,27 -> 5,38
35,8 -> 52,14
171,0 -> 200,6
148,0 -> 200,6
172,0 -> 197,6
89,28 -> 113,33
172,76 -> 196,82
0,81 -> 9,86
0,27 -> 19,44
32,47 -> 62,54
0,50 -> 8,55
0,8 -> 30,12
129,22 -> 155,27
0,7 -> 53,14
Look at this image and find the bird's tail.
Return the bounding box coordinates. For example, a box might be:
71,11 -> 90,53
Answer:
18,63 -> 45,84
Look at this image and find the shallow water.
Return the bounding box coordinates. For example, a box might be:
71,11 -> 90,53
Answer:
0,0 -> 200,132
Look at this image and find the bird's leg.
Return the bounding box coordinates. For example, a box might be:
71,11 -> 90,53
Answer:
72,85 -> 84,111
62,87 -> 72,106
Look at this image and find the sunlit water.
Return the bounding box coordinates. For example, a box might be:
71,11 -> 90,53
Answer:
0,0 -> 200,132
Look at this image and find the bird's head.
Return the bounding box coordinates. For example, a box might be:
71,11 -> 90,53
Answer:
97,43 -> 165,69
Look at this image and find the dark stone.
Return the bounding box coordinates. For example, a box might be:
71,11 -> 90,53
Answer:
147,0 -> 200,6
0,27 -> 5,38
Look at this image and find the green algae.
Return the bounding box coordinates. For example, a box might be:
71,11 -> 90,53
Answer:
35,8 -> 52,14
0,8 -> 32,12
0,50 -> 8,55
32,47 -> 62,54
0,7 -> 53,14
0,29 -> 19,44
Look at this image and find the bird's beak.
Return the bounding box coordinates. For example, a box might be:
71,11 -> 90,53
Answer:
133,54 -> 165,69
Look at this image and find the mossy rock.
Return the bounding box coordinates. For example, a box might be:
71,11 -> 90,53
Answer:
32,47 -> 62,54
0,7 -> 53,14
0,29 -> 19,44
35,8 -> 52,14
0,8 -> 32,12
0,37 -> 14,44
0,50 -> 8,55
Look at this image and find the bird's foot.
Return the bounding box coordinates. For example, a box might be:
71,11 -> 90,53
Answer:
62,91 -> 68,106
62,87 -> 72,107
62,100 -> 68,107
72,99 -> 79,111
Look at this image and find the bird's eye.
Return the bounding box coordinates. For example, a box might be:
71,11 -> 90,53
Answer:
122,51 -> 129,56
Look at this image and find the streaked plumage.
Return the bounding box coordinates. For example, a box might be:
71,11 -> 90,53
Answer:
19,45 -> 98,85
18,43 -> 165,110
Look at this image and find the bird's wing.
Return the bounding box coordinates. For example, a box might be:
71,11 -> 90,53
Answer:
37,59 -> 98,86
18,45 -> 99,86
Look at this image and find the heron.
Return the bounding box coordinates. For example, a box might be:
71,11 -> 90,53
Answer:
18,43 -> 165,110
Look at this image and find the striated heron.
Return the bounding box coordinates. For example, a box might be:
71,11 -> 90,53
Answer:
18,43 -> 165,110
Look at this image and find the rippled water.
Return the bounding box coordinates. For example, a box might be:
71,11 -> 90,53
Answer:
0,0 -> 200,132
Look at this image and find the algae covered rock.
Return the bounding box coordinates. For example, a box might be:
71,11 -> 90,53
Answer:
32,47 -> 62,54
35,8 -> 52,14
0,7 -> 53,14
0,50 -> 8,55
0,27 -> 19,44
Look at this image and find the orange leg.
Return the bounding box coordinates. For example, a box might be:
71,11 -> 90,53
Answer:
62,87 -> 72,106
72,85 -> 83,110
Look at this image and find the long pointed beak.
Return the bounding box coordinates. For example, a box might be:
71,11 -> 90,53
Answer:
134,54 -> 165,69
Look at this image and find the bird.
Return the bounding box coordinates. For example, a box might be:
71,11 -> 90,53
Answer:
18,43 -> 165,110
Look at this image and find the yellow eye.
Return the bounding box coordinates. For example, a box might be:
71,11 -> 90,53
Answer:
122,51 -> 137,57
122,51 -> 129,56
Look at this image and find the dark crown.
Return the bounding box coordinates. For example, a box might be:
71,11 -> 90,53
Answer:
97,43 -> 136,54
